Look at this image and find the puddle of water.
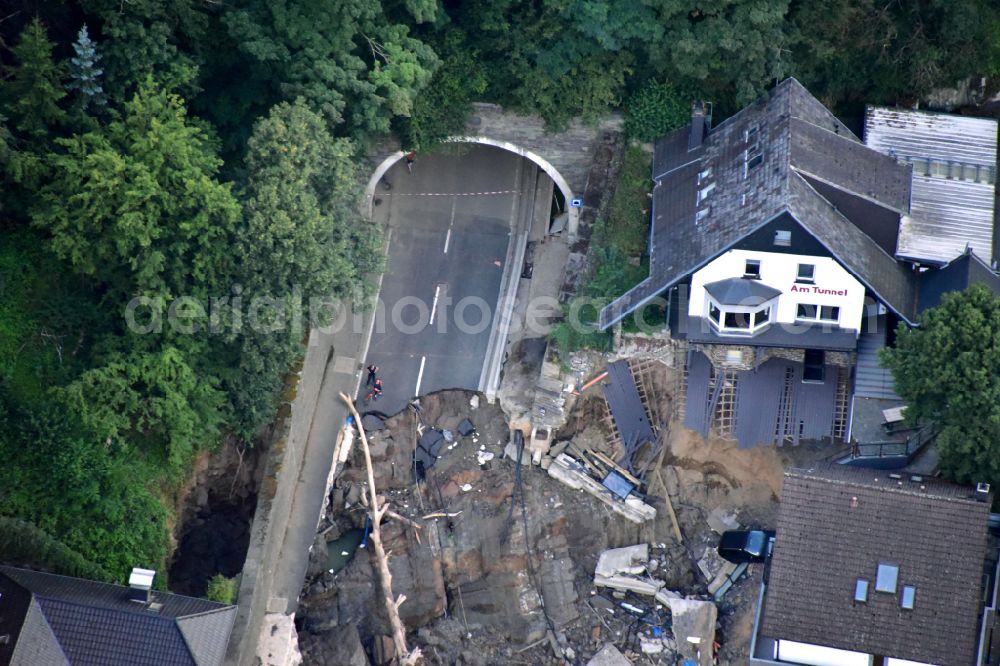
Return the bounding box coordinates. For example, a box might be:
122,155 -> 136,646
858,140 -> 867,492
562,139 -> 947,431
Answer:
326,528 -> 365,573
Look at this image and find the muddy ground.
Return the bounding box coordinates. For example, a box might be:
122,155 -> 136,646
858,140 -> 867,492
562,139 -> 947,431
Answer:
296,367 -> 835,665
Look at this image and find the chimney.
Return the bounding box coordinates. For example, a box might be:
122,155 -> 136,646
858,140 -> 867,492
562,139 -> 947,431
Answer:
977,482 -> 991,502
128,567 -> 155,603
688,101 -> 708,151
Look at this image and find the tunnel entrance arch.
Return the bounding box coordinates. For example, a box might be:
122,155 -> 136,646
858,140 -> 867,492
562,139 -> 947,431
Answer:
362,103 -> 623,240
363,138 -> 577,235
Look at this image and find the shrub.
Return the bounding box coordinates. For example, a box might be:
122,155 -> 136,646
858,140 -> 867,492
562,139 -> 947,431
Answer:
624,80 -> 694,142
205,573 -> 238,604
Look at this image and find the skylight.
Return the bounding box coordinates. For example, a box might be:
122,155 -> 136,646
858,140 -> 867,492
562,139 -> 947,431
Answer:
901,585 -> 916,609
875,563 -> 899,593
854,579 -> 869,602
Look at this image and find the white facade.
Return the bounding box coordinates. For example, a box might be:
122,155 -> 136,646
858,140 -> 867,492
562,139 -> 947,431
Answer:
689,249 -> 866,335
775,640 -> 872,666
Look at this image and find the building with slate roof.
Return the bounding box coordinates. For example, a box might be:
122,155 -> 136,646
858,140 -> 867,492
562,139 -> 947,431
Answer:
0,565 -> 237,666
598,78 -> 1000,448
749,465 -> 998,666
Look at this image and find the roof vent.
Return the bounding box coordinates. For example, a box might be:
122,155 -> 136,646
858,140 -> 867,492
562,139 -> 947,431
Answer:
850,496 -> 859,509
888,473 -> 902,480
910,475 -> 923,483
0,635 -> 9,645
128,567 -> 155,604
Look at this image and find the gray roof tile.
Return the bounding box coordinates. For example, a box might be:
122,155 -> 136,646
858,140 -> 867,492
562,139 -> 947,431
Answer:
0,566 -> 237,666
760,465 -> 989,666
703,277 -> 781,305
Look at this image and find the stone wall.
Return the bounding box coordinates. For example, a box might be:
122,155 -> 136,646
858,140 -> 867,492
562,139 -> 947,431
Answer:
463,103 -> 623,203
691,343 -> 855,371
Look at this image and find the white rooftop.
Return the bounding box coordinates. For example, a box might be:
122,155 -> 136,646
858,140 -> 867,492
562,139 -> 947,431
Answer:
864,106 -> 998,265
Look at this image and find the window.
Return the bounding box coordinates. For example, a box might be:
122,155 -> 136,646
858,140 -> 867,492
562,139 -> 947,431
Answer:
709,302 -> 721,323
747,152 -> 764,170
796,303 -> 817,319
697,182 -> 716,202
698,167 -> 712,184
744,126 -> 759,143
696,207 -> 711,223
875,563 -> 899,593
796,264 -> 815,283
773,230 -> 791,247
819,305 -> 840,322
901,585 -> 916,609
744,259 -> 761,278
724,311 -> 750,329
854,579 -> 869,603
753,307 -> 771,327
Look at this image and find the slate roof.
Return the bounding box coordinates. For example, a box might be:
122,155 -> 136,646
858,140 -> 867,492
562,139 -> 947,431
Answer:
703,278 -> 780,306
0,566 -> 237,666
760,465 -> 990,666
918,248 -> 1000,312
599,78 -> 919,329
865,106 -> 998,265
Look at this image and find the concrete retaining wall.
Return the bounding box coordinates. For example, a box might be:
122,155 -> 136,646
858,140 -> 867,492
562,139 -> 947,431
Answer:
225,331 -> 330,666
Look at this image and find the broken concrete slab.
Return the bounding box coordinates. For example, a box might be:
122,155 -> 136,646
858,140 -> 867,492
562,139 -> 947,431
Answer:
594,544 -> 666,596
595,544 -> 648,578
586,644 -> 632,666
668,598 -> 717,666
547,454 -> 656,524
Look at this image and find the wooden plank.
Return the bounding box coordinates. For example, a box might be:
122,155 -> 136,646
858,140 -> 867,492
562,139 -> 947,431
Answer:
591,450 -> 642,487
654,468 -> 684,543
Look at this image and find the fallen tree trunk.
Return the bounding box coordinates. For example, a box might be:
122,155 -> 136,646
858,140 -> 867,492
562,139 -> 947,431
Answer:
340,392 -> 421,666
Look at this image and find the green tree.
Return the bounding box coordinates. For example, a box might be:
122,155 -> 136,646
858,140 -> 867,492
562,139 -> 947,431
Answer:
0,388 -> 170,578
788,0 -> 1000,108
31,76 -> 241,302
208,0 -> 439,141
1,18 -> 67,139
79,0 -> 208,101
642,0 -> 789,108
880,285 -> 1000,487
222,100 -> 382,437
396,28 -> 487,151
67,24 -> 108,112
239,100 -> 373,302
60,347 -> 225,475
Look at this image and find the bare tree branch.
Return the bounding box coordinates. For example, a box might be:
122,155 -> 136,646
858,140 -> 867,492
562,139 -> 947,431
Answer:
340,392 -> 421,666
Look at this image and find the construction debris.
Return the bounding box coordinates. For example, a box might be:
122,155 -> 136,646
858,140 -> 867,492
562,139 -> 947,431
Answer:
547,454 -> 656,524
586,643 -> 630,666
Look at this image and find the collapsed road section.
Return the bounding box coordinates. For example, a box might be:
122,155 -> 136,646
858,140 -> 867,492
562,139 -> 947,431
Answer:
293,372 -> 801,665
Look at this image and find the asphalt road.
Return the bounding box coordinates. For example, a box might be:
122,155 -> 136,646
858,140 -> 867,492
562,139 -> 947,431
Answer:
361,145 -> 530,414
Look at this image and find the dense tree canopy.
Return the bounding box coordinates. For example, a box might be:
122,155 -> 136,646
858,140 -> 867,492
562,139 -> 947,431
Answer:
881,286 -> 1000,488
32,77 -> 241,302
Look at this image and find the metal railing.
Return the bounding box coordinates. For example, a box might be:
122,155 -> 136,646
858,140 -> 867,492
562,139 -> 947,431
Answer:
850,424 -> 937,460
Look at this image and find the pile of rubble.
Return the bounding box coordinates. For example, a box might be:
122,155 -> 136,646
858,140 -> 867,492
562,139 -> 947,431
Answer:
294,389 -> 782,665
